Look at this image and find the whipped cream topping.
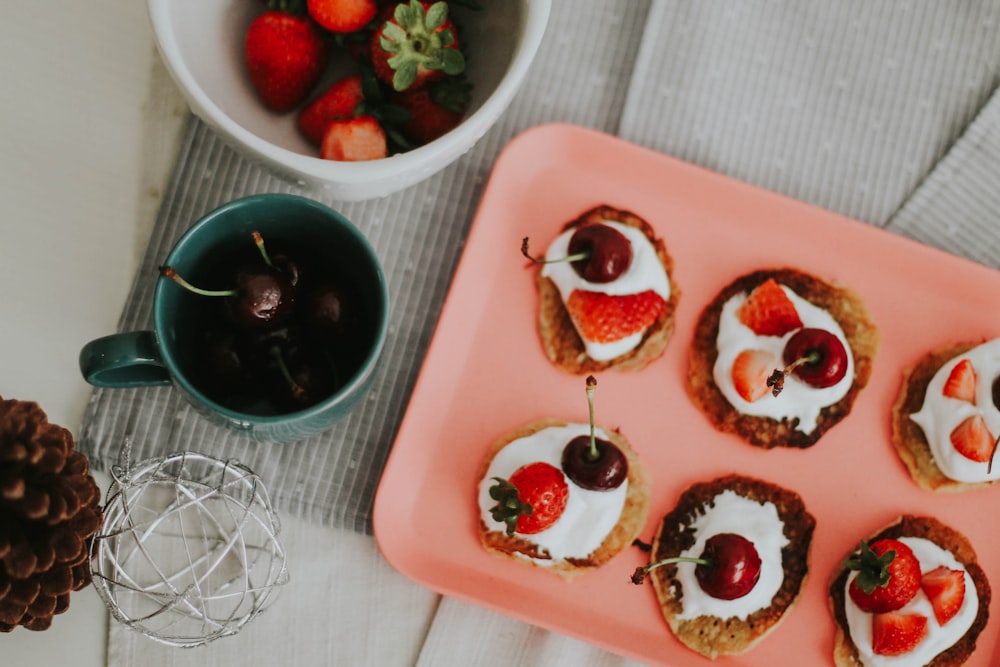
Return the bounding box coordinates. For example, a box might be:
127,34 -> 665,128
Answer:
909,338 -> 1000,483
478,423 -> 629,566
713,285 -> 855,433
844,537 -> 979,667
675,490 -> 789,620
542,221 -> 671,361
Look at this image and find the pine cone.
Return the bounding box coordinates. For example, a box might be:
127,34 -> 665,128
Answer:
0,397 -> 102,632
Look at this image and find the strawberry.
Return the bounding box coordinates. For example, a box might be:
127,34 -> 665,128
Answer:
846,539 -> 922,613
320,115 -> 388,161
297,74 -> 365,145
394,76 -> 470,144
564,289 -> 666,344
244,10 -> 330,112
371,0 -> 466,91
737,278 -> 803,337
307,0 -> 378,33
871,612 -> 928,656
949,414 -> 997,463
731,349 -> 778,402
921,566 -> 966,625
488,462 -> 569,535
942,358 -> 977,403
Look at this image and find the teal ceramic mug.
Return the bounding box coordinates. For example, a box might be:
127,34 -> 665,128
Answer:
79,194 -> 389,442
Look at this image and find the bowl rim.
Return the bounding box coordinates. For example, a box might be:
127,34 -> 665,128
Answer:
146,0 -> 552,186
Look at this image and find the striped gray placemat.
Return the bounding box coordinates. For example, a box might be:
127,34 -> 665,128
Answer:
78,0 -> 1000,536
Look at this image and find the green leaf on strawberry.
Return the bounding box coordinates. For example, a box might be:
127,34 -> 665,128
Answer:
373,0 -> 466,92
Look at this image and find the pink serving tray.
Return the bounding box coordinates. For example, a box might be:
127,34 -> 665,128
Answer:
373,123 -> 1000,666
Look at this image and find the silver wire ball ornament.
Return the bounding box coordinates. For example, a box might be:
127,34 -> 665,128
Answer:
89,451 -> 289,647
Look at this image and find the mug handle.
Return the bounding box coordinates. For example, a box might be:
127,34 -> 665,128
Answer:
79,331 -> 171,387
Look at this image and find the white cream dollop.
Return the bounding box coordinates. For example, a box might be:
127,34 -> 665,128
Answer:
843,537 -> 979,667
478,423 -> 629,566
675,490 -> 789,620
541,221 -> 670,362
713,285 -> 854,433
909,338 -> 1000,483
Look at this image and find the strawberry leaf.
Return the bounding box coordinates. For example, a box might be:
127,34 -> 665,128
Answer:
845,540 -> 895,593
488,477 -> 532,535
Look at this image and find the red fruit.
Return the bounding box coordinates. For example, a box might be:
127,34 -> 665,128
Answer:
564,289 -> 666,344
782,327 -> 849,389
307,0 -> 378,33
244,11 -> 329,112
394,79 -> 469,144
921,566 -> 966,625
872,612 -> 928,656
695,533 -> 762,600
488,462 -> 569,535
320,115 -> 388,161
943,358 -> 977,403
298,74 -> 365,146
847,539 -> 922,613
737,278 -> 803,336
731,349 -> 778,402
950,414 -> 997,463
371,0 -> 465,91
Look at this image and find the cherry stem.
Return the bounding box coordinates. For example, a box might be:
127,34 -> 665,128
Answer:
989,433 -> 999,475
521,237 -> 588,265
269,346 -> 306,400
252,230 -> 274,268
585,375 -> 598,461
630,555 -> 711,585
766,350 -> 820,397
158,266 -> 235,298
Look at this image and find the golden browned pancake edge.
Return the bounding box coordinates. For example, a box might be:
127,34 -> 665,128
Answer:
477,417 -> 650,581
686,267 -> 880,449
891,341 -> 997,492
648,474 -> 815,659
828,515 -> 991,667
536,204 -> 680,374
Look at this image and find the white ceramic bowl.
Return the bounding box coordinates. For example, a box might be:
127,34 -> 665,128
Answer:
147,0 -> 551,200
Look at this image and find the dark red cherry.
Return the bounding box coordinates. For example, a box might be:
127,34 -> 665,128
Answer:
782,327 -> 848,388
561,435 -> 628,490
567,223 -> 633,283
694,533 -> 762,600
300,281 -> 357,339
227,265 -> 296,330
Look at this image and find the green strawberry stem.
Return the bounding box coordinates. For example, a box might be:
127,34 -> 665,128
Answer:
520,237 -> 589,265
631,554 -> 711,585
843,540 -> 895,593
585,375 -> 598,461
251,230 -> 275,268
488,477 -> 532,535
158,266 -> 235,298
766,350 -> 821,397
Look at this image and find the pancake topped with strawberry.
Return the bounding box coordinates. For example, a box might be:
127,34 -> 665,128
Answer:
477,377 -> 650,579
687,267 -> 879,449
524,205 -> 679,374
892,338 -> 1000,492
829,515 -> 990,666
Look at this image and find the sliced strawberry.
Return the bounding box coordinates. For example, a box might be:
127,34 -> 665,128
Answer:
320,115 -> 387,161
872,612 -> 928,656
488,462 -> 568,535
847,539 -> 922,613
564,289 -> 665,344
921,566 -> 966,625
942,358 -> 977,403
731,349 -> 777,402
297,74 -> 365,146
307,0 -> 378,33
949,414 -> 996,463
737,278 -> 803,337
